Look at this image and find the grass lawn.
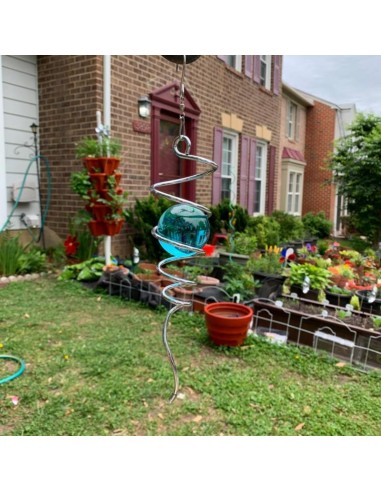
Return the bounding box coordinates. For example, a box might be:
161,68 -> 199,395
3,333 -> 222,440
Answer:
1,276 -> 381,436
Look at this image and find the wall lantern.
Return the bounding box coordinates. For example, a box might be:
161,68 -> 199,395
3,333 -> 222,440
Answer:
138,96 -> 151,118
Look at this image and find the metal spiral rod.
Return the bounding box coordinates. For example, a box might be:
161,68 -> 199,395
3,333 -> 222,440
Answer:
150,57 -> 217,402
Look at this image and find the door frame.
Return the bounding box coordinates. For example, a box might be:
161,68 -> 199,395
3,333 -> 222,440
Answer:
150,81 -> 201,202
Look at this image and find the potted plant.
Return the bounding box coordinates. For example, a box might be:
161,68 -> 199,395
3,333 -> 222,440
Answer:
218,231 -> 258,266
75,136 -> 122,174
246,248 -> 286,299
325,285 -> 353,307
204,302 -> 254,346
286,262 -> 332,302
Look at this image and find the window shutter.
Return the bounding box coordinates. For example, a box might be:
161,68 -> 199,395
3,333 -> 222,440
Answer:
295,106 -> 300,142
239,136 -> 250,208
272,55 -> 281,95
212,127 -> 223,205
245,56 -> 253,78
267,145 -> 276,214
247,138 -> 257,215
253,56 -> 261,83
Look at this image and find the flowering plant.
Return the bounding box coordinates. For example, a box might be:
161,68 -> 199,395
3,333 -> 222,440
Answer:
64,235 -> 80,257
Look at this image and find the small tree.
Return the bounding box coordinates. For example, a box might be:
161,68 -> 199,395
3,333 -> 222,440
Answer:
328,113 -> 381,247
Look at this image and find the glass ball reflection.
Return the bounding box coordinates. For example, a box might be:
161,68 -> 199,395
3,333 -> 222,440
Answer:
157,204 -> 210,257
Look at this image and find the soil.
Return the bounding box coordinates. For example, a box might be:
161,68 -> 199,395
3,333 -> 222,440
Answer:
280,296 -> 379,331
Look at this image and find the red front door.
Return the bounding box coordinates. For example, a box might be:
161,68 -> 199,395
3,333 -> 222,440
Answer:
158,114 -> 194,199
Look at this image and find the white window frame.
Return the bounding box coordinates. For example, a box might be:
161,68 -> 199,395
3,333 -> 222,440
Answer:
259,55 -> 272,90
221,130 -> 238,204
254,141 -> 268,215
0,56 -> 6,229
287,100 -> 298,140
287,170 -> 303,216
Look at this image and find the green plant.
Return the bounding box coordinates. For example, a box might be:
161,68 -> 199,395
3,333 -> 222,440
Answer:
18,247 -> 47,274
270,210 -> 305,242
246,215 -> 281,249
327,285 -> 352,295
316,239 -> 330,256
372,316 -> 381,329
125,195 -> 172,262
225,231 -> 257,255
222,261 -> 259,300
350,294 -> 361,311
336,309 -> 351,319
58,257 -> 105,281
97,189 -> 129,221
75,136 -> 122,158
0,233 -> 24,276
209,199 -> 249,236
246,252 -> 283,275
70,170 -> 92,199
302,211 -> 332,239
288,262 -> 332,293
68,211 -> 101,261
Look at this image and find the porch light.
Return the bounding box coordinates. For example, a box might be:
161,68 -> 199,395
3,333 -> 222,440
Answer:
138,96 -> 151,118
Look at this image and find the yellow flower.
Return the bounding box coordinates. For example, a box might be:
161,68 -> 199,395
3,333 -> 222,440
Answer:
63,354 -> 70,360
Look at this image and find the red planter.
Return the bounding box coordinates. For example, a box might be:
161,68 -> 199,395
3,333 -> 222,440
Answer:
89,173 -> 107,192
83,157 -> 120,175
204,302 -> 254,346
103,219 -> 124,236
88,220 -> 106,236
91,204 -> 112,221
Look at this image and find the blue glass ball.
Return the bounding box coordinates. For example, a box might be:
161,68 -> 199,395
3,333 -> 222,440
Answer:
157,204 -> 210,257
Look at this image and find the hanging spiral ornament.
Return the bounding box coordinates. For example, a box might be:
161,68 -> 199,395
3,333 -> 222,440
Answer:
151,55 -> 217,403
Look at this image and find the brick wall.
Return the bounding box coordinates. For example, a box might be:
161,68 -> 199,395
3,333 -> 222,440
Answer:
38,55 -> 282,257
303,100 -> 336,222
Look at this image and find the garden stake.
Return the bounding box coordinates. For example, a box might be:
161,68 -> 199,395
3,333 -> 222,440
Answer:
151,55 -> 217,403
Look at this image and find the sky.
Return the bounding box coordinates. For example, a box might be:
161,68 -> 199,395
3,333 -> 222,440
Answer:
282,56 -> 381,116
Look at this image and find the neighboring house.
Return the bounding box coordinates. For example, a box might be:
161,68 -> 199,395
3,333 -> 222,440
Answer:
298,90 -> 356,236
280,83 -> 313,215
0,56 -> 40,232
0,55 -> 283,256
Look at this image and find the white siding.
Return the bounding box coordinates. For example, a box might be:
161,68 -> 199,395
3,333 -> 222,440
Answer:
1,55 -> 39,231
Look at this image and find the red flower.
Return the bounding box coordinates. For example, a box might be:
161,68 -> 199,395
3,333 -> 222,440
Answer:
64,235 -> 80,256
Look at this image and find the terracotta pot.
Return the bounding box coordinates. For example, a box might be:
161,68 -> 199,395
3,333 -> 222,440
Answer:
83,157 -> 100,173
196,275 -> 220,287
103,219 -> 124,236
99,187 -> 123,201
89,173 -> 107,192
88,220 -> 106,236
97,157 -> 120,175
91,204 -> 112,221
204,302 -> 253,347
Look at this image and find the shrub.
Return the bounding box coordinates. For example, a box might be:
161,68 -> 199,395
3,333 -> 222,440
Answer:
225,231 -> 257,255
209,200 -> 249,237
302,211 -> 332,239
270,210 -> 305,242
246,216 -> 281,248
126,195 -> 172,262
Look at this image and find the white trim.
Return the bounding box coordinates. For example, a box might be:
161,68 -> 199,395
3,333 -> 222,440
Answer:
221,130 -> 238,204
254,141 -> 267,215
260,55 -> 272,90
0,56 -> 6,229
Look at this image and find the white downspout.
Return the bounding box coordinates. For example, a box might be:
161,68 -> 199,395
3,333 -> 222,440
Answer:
103,55 -> 112,265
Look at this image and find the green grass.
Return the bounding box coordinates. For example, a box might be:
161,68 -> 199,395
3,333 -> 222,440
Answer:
1,277 -> 381,436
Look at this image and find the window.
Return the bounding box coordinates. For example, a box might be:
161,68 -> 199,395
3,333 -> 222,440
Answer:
287,171 -> 302,215
254,142 -> 267,214
218,55 -> 242,72
287,100 -> 298,140
221,132 -> 238,203
259,55 -> 271,90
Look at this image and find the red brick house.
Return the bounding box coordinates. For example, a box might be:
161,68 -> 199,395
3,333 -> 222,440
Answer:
1,55 -> 283,256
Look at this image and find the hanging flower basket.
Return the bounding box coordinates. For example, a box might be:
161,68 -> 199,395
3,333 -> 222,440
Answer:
91,204 -> 113,221
89,173 -> 107,192
88,220 -> 106,236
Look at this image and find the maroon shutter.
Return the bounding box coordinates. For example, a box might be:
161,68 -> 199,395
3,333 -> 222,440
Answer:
273,55 -> 281,95
253,55 -> 261,83
244,55 -> 253,78
212,127 -> 223,205
267,145 -> 276,214
247,139 -> 257,215
239,136 -> 250,208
